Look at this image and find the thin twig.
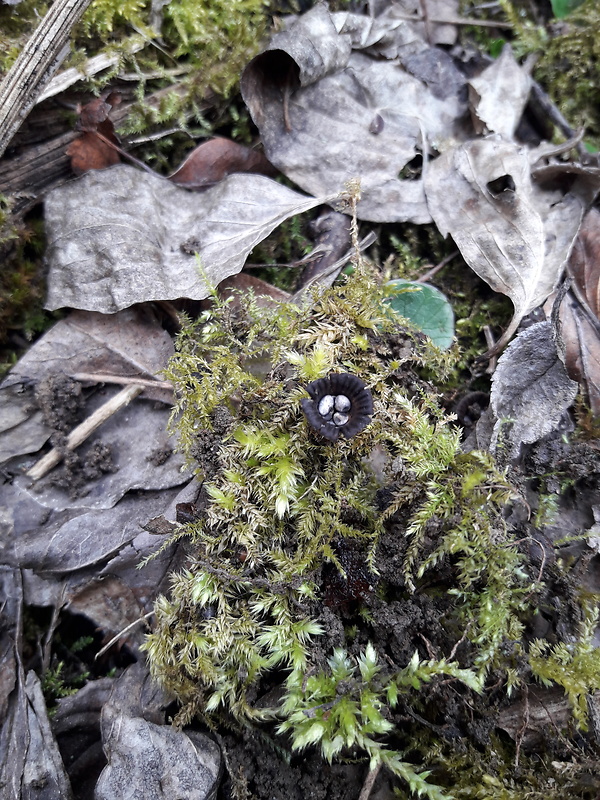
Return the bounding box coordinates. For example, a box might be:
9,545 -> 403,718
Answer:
391,11 -> 513,28
416,250 -> 459,283
358,763 -> 382,800
71,372 -> 173,390
95,612 -> 154,660
530,82 -> 589,161
93,130 -> 158,176
482,325 -> 498,374
26,385 -> 143,481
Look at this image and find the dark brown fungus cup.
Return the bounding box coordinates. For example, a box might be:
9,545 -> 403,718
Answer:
301,373 -> 373,442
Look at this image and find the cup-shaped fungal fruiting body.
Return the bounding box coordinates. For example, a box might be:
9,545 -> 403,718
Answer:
301,373 -> 373,442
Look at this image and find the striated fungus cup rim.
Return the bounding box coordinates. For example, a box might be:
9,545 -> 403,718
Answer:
301,372 -> 373,442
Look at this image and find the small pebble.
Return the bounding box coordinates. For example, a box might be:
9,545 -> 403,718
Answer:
334,394 -> 351,412
333,412 -> 349,426
318,395 -> 335,417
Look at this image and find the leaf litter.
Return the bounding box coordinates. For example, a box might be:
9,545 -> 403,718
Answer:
3,0 -> 600,798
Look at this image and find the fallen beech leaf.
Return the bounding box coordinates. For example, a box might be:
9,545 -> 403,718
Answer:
468,45 -> 531,139
241,4 -> 468,224
170,137 -> 276,188
490,321 -> 578,458
425,137 -> 584,352
388,0 -> 460,46
67,93 -> 121,175
554,208 -> 600,414
45,165 -> 329,313
568,207 -> 600,317
0,664 -> 72,800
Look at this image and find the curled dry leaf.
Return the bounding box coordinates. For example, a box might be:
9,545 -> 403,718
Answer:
468,45 -> 531,139
554,208 -> 600,415
425,137 -> 585,353
169,137 -> 277,189
490,321 -> 578,459
45,165 -> 329,314
241,3 -> 468,224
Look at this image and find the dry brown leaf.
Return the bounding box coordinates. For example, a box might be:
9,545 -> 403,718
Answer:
425,137 -> 584,351
45,165 -> 329,313
553,208 -> 600,414
67,93 -> 121,175
169,137 -> 277,189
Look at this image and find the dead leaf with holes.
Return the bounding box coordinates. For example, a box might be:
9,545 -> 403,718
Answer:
424,137 -> 585,353
241,3 -> 468,224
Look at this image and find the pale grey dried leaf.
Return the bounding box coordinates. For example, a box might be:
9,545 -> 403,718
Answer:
5,486 -> 182,573
242,5 -> 468,224
0,567 -> 22,722
468,45 -> 531,139
97,481 -> 197,607
45,166 -> 327,314
332,7 -> 426,58
490,321 -> 579,458
66,576 -> 147,641
0,655 -> 28,800
267,3 -> 352,84
362,0 -> 459,48
11,386 -> 189,513
425,138 -> 584,350
102,661 -> 172,720
97,666 -> 220,800
22,671 -> 74,799
0,308 -> 175,465
96,716 -> 220,800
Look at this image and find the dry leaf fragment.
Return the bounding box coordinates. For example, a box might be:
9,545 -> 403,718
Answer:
45,165 -> 329,314
96,665 -> 220,800
552,208 -> 600,414
241,4 -> 468,224
468,45 -> 531,139
67,93 -> 121,175
425,137 -> 584,352
0,308 -> 175,466
490,321 -> 578,458
169,137 -> 277,189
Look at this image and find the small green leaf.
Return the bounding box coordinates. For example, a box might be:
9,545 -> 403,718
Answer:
383,280 -> 454,350
550,0 -> 584,17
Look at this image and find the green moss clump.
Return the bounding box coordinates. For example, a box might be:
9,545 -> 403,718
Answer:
534,0 -> 600,150
139,259 -> 600,797
0,0 -> 50,77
